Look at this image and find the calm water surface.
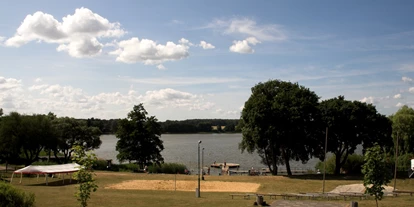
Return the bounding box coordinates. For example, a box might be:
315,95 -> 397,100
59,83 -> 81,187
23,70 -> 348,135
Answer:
94,134 -> 320,174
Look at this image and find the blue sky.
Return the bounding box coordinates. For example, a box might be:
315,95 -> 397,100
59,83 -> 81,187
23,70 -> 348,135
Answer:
1,0 -> 414,120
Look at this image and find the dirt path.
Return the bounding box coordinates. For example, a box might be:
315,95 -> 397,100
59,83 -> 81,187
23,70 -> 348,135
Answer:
105,180 -> 260,192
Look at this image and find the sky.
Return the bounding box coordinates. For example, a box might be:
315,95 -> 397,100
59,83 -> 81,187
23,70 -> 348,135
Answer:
1,0 -> 414,121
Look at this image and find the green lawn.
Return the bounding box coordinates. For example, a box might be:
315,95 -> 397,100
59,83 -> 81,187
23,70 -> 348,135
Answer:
2,171 -> 414,207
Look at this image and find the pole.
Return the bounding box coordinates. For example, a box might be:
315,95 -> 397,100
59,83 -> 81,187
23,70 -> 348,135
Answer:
394,132 -> 399,191
202,148 -> 205,180
175,173 -> 176,191
197,140 -> 201,198
323,127 -> 328,194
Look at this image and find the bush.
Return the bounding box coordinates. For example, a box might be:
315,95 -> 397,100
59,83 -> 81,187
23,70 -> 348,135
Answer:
93,159 -> 109,171
31,161 -> 59,165
93,160 -> 138,172
117,163 -> 138,172
315,156 -> 335,174
315,154 -> 365,175
0,182 -> 35,207
148,163 -> 186,174
342,154 -> 364,174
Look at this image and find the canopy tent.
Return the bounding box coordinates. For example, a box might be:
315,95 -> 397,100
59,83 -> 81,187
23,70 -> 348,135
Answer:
11,163 -> 81,185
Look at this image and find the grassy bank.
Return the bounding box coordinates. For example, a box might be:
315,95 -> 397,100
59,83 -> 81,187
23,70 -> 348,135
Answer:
2,171 -> 414,207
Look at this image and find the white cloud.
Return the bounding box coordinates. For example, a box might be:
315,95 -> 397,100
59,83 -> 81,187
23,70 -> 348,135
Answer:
0,77 -> 22,91
34,78 -> 42,83
121,76 -> 245,85
409,87 -> 414,93
156,64 -> 166,70
229,37 -> 261,54
394,94 -> 402,99
199,41 -> 215,49
207,17 -> 286,41
360,96 -> 378,104
110,37 -> 189,66
402,76 -> 413,83
178,38 -> 193,46
0,77 -> 26,110
26,81 -> 216,116
396,102 -> 404,107
5,7 -> 125,58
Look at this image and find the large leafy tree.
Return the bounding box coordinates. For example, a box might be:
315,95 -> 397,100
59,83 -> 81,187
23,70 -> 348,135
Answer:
116,104 -> 164,169
239,80 -> 322,175
20,114 -> 56,165
0,112 -> 23,166
0,112 -> 56,165
319,96 -> 392,175
362,143 -> 392,207
54,117 -> 102,163
389,105 -> 414,154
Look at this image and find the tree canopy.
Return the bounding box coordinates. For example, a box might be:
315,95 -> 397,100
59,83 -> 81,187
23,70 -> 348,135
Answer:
116,104 -> 164,168
319,96 -> 392,175
362,143 -> 392,207
53,117 -> 102,163
389,105 -> 414,154
239,80 -> 322,175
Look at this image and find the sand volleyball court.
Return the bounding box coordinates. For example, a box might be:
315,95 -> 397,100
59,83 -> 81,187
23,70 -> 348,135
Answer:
105,180 -> 260,192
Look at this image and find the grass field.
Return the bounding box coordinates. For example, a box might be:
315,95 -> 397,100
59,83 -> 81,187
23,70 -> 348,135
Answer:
2,171 -> 414,207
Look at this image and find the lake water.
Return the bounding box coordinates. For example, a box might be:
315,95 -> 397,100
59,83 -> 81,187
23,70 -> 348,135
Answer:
94,134 -> 321,174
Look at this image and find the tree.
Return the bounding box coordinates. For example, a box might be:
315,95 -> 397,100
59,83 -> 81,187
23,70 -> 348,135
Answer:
389,105 -> 414,154
54,117 -> 102,163
0,112 -> 23,167
72,145 -> 98,207
362,143 -> 392,207
116,104 -> 164,169
319,96 -> 392,175
0,113 -> 56,165
239,80 -> 321,175
19,114 -> 55,165
0,108 -> 3,117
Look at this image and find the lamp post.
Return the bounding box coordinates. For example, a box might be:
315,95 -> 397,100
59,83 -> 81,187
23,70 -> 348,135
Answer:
196,140 -> 202,198
202,148 -> 205,180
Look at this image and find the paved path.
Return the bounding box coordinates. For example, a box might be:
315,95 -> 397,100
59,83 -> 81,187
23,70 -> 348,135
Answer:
271,200 -> 347,207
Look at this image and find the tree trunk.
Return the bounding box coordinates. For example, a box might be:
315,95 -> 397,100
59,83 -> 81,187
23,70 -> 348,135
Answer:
375,198 -> 378,207
271,148 -> 278,175
264,150 -> 277,175
335,152 -> 341,175
283,149 -> 292,176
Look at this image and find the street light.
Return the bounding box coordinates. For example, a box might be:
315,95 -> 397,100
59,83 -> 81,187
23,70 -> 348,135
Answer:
196,140 -> 202,198
202,148 -> 205,180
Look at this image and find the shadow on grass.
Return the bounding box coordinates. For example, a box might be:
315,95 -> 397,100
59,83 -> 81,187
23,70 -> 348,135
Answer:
25,179 -> 79,186
282,174 -> 364,181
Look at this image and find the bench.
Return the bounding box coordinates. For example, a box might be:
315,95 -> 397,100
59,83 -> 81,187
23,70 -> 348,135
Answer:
339,192 -> 369,200
393,190 -> 414,196
265,193 -> 284,199
229,194 -> 257,199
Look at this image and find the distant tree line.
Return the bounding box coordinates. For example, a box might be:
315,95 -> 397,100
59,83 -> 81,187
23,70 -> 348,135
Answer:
82,118 -> 241,134
159,119 -> 240,133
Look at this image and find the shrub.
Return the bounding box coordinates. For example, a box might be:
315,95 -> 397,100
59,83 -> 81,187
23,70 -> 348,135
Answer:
148,163 -> 187,174
31,161 -> 59,165
315,154 -> 365,175
315,155 -> 335,174
93,159 -> 109,171
0,182 -> 35,207
342,154 -> 364,174
117,163 -> 138,172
